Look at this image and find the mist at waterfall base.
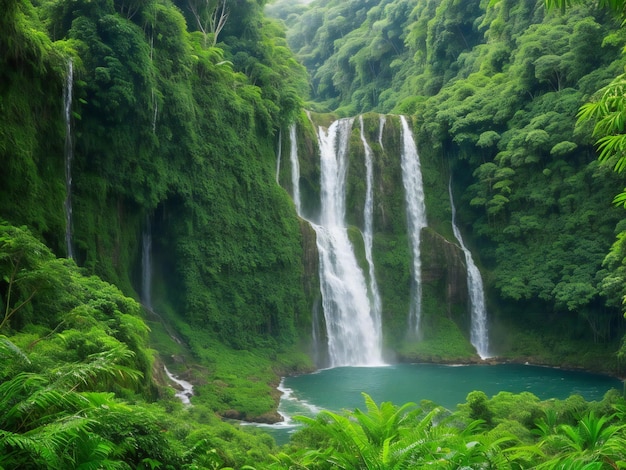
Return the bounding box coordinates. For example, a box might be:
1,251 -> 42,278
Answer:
258,364 -> 622,444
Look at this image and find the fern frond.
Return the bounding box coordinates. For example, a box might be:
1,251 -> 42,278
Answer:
52,346 -> 142,391
0,335 -> 31,364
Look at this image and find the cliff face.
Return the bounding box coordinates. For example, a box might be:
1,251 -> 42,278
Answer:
0,0 -> 310,351
288,112 -> 479,361
421,228 -> 469,324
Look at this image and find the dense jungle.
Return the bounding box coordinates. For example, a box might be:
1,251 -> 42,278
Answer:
4,0 -> 626,467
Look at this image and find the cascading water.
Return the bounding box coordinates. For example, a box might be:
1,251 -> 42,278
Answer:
164,366 -> 193,405
288,121 -> 319,363
63,58 -> 75,260
400,116 -> 427,337
141,216 -> 153,310
293,118 -> 384,367
275,128 -> 282,184
449,182 -> 490,359
359,116 -> 382,333
378,115 -> 386,150
289,123 -> 302,213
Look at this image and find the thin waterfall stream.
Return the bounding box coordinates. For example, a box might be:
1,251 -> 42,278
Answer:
289,123 -> 301,213
359,116 -> 383,336
378,115 -> 386,150
400,116 -> 427,337
141,218 -> 194,403
449,182 -> 491,359
63,58 -> 74,260
275,128 -> 282,184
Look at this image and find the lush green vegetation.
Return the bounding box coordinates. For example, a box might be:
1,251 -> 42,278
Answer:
1,0 -> 314,420
1,224 -> 624,468
0,222 -> 280,468
5,0 -> 626,466
271,390 -> 626,469
2,0 -> 311,347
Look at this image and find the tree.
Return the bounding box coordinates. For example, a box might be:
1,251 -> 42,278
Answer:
578,76 -> 626,206
543,0 -> 626,205
0,223 -> 68,332
188,0 -> 229,46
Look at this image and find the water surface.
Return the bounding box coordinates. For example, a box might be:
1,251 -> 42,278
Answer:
259,363 -> 622,444
283,363 -> 620,412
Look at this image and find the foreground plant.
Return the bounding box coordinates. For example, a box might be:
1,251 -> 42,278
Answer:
536,411 -> 626,468
271,393 -> 526,469
0,340 -> 140,469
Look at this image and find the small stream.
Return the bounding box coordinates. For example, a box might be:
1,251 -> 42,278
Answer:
164,366 -> 194,405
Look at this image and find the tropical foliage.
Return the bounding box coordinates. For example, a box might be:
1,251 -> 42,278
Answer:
0,222 -> 281,469
269,392 -> 626,469
4,0 -> 626,466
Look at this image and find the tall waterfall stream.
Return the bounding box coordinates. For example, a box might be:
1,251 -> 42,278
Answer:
63,58 -> 75,260
359,116 -> 383,351
296,118 -> 384,366
449,182 -> 491,358
399,115 -> 427,337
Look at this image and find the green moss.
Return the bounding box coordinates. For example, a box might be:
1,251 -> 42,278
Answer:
173,321 -> 314,420
398,315 -> 477,362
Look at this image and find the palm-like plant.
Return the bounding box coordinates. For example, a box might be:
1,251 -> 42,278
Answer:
536,411 -> 626,469
290,394 -> 423,469
277,394 -> 528,470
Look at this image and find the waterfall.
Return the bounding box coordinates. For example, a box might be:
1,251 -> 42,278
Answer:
449,182 -> 491,359
378,115 -> 386,150
305,118 -> 384,366
275,128 -> 282,184
63,58 -> 75,260
359,116 -> 383,335
141,217 -> 153,310
289,123 -> 302,213
400,116 -> 427,337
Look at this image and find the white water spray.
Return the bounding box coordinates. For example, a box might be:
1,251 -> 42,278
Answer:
289,123 -> 302,213
63,58 -> 74,260
400,116 -> 427,337
359,116 -> 383,334
449,182 -> 490,359
378,115 -> 386,150
299,118 -> 384,366
164,366 -> 194,405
